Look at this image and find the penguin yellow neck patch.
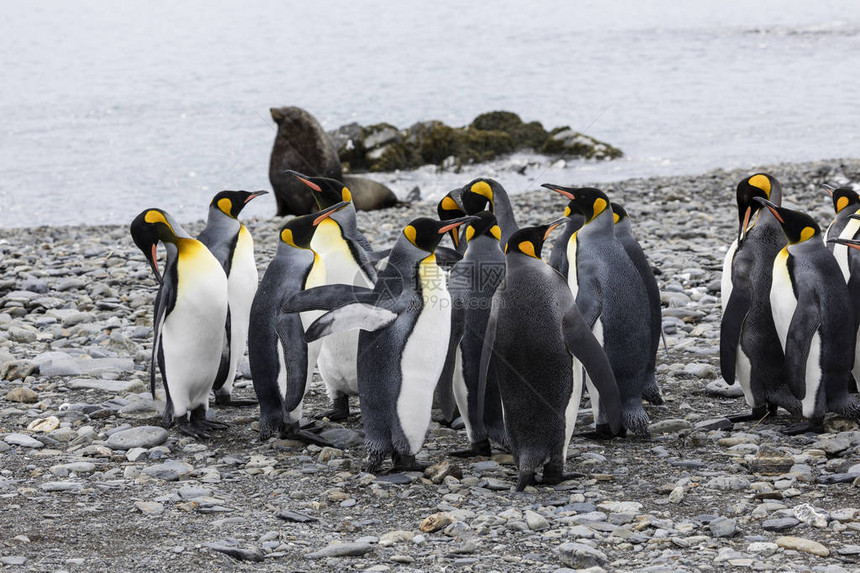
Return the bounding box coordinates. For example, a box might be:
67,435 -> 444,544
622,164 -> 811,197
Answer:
471,181 -> 494,204
441,196 -> 460,212
465,225 -> 476,243
590,198 -> 607,222
564,206 -> 571,218
749,174 -> 771,196
798,226 -> 816,243
341,187 -> 352,202
518,240 -> 538,258
217,198 -> 234,217
280,228 -> 299,248
144,210 -> 175,235
403,225 -> 417,246
837,196 -> 850,212
612,212 -> 620,224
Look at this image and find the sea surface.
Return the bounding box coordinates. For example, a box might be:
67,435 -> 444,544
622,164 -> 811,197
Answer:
1,0 -> 859,227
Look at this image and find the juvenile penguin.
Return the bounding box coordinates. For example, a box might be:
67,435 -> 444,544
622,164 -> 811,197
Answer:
482,224 -> 623,490
130,209 -> 229,439
719,174 -> 799,421
824,186 -> 860,391
611,203 -> 664,406
248,202 -> 348,443
288,172 -> 378,420
758,198 -> 860,431
541,184 -> 652,435
197,189 -> 267,406
285,216 -> 477,472
460,178 -> 519,246
445,211 -> 507,456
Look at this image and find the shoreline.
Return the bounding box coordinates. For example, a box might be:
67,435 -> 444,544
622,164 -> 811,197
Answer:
1,157 -> 860,570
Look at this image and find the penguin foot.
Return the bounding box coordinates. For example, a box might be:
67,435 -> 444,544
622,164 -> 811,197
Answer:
364,452 -> 387,474
214,396 -> 258,407
316,395 -> 350,421
199,419 -> 229,431
727,404 -> 776,424
581,423 -> 625,440
449,439 -> 492,458
391,452 -> 428,472
515,471 -> 536,492
281,423 -> 333,447
177,421 -> 210,441
781,420 -> 825,435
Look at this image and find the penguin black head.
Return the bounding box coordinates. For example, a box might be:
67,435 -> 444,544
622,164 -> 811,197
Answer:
286,170 -> 353,209
461,178 -> 504,215
437,191 -> 466,248
754,198 -> 820,245
130,208 -> 184,284
825,184 -> 860,214
611,203 -> 629,224
279,201 -> 350,249
210,190 -> 268,219
541,184 -> 609,224
504,219 -> 566,258
402,216 -> 478,253
463,211 -> 502,244
735,173 -> 780,244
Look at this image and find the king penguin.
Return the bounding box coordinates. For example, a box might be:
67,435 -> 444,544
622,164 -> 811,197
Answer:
719,174 -> 801,422
824,186 -> 860,392
437,188 -> 468,254
481,223 -> 623,490
611,203 -> 665,406
286,171 -> 378,421
548,200 -> 584,277
460,178 -> 519,246
541,184 -> 652,436
248,202 -> 348,443
130,209 -> 229,439
758,198 -> 860,432
197,189 -> 267,406
445,211 -> 507,456
284,215 -> 477,473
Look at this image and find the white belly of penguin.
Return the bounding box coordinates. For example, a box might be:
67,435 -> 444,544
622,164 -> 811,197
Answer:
721,239 -> 738,311
397,258 -> 451,454
563,357 -> 584,462
802,334 -> 823,418
566,235 -> 579,299
770,251 -> 797,350
311,221 -> 373,396
451,349 -> 472,441
834,216 -> 860,282
162,259 -> 228,417
223,226 -> 258,390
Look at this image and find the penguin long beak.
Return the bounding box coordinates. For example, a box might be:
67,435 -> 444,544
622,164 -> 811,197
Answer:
738,206 -> 752,244
312,201 -> 349,226
829,237 -> 860,252
146,243 -> 163,285
543,217 -> 568,239
285,170 -> 322,192
541,183 -> 576,201
753,197 -> 784,224
245,190 -> 269,203
438,216 -> 481,234
822,183 -> 835,198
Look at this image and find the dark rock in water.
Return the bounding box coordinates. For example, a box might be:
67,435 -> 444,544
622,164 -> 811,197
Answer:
268,106 -> 399,215
328,110 -> 623,173
269,106 -> 343,216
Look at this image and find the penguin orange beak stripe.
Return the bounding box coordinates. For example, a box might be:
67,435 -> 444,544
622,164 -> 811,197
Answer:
312,201 -> 349,226
543,217 -> 568,239
439,221 -> 466,234
149,244 -> 163,285
739,206 -> 752,243
830,237 -> 860,252
764,205 -> 784,224
296,177 -> 321,192
542,184 -> 576,201
244,190 -> 269,203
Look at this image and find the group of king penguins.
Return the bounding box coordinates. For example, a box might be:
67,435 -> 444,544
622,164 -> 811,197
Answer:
720,173 -> 860,434
129,169 -> 860,491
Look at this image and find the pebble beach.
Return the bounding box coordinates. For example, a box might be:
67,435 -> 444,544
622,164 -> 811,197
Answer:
3,158 -> 860,571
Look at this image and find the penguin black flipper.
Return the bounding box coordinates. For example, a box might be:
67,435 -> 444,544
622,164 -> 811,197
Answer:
212,308 -> 232,393
783,301 -> 821,400
150,280 -> 175,399
719,288 -> 751,386
305,302 -> 400,342
561,302 -> 624,436
276,311 -> 311,414
281,284 -> 379,314
435,246 -> 464,270
476,302 -> 499,425
574,258 -> 603,329
366,248 -> 391,263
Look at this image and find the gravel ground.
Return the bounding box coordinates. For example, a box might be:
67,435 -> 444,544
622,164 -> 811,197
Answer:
2,158 -> 860,572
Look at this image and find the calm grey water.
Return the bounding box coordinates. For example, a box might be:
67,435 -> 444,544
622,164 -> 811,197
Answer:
1,1 -> 859,227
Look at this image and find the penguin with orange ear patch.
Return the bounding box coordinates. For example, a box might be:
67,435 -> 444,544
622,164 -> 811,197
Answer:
197,190 -> 267,407
541,184 -> 652,436
758,198 -> 860,433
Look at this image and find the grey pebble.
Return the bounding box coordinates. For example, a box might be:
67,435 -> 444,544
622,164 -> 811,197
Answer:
107,426 -> 168,450
762,517 -> 800,532
305,542 -> 374,559
4,433 -> 44,449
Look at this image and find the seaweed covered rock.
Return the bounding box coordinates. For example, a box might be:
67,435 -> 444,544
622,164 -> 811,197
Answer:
329,111 -> 622,172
